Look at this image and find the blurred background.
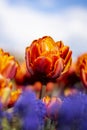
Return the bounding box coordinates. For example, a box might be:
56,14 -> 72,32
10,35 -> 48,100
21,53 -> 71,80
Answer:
0,0 -> 87,62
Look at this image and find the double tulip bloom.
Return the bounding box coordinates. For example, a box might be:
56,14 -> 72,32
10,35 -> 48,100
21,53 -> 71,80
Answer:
26,36 -> 72,83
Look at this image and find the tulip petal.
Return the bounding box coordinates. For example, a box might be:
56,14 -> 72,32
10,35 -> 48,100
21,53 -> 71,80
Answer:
38,36 -> 56,52
26,47 -> 34,75
8,62 -> 18,79
30,40 -> 41,63
1,61 -> 18,79
56,41 -> 64,49
60,46 -> 69,59
62,57 -> 72,75
41,51 -> 60,69
64,50 -> 72,65
61,51 -> 72,74
47,58 -> 64,79
33,56 -> 52,75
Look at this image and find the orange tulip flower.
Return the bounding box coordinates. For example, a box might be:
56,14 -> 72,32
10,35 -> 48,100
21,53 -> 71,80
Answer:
26,36 -> 72,83
76,53 -> 87,88
0,48 -> 18,79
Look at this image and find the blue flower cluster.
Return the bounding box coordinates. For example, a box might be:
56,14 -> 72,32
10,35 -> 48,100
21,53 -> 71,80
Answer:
0,102 -> 3,117
1,89 -> 87,130
36,100 -> 46,127
57,93 -> 87,130
14,90 -> 46,130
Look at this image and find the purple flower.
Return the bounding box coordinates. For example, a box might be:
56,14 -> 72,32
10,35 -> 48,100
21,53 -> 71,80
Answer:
14,90 -> 46,130
57,93 -> 87,130
22,112 -> 39,130
14,90 -> 36,118
36,100 -> 46,126
0,102 -> 3,117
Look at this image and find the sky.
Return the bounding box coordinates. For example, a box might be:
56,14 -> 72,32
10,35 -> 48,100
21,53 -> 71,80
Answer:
0,0 -> 87,61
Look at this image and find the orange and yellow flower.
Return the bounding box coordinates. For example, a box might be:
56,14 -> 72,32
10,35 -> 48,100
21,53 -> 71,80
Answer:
25,36 -> 72,82
42,96 -> 51,106
0,48 -> 18,79
76,53 -> 87,88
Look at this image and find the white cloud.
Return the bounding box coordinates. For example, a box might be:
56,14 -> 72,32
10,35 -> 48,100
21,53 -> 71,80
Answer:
0,0 -> 87,60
